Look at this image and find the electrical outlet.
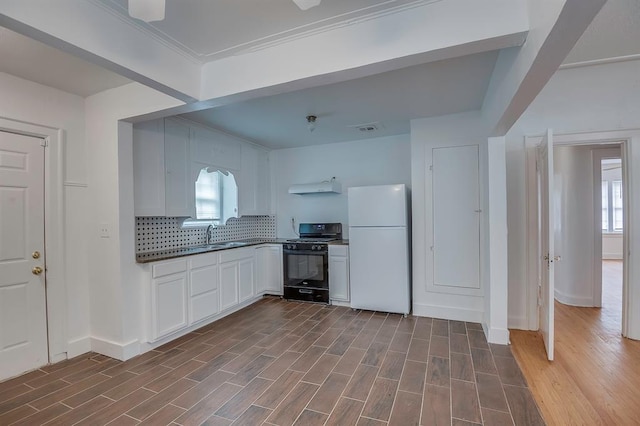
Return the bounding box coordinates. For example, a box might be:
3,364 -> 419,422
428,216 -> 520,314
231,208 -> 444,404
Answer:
99,223 -> 111,238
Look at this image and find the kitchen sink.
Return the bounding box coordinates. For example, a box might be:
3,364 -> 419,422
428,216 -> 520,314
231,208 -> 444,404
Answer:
194,241 -> 248,250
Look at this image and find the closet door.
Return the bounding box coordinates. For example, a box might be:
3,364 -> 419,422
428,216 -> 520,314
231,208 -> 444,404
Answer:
432,145 -> 480,289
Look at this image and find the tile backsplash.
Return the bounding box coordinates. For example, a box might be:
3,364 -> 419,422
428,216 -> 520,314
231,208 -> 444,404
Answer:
135,216 -> 276,253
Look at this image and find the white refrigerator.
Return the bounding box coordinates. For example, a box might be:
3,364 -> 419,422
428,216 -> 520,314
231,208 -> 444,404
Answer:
348,184 -> 410,315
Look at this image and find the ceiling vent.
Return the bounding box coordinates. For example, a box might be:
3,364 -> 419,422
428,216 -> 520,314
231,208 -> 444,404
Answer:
348,122 -> 381,133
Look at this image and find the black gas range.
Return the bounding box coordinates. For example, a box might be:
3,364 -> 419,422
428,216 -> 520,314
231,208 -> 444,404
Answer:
283,223 -> 342,304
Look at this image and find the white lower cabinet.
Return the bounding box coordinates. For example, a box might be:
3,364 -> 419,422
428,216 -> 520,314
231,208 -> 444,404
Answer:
329,245 -> 350,303
151,259 -> 188,341
147,245 -> 280,343
256,245 -> 283,295
219,261 -> 239,311
188,253 -> 219,324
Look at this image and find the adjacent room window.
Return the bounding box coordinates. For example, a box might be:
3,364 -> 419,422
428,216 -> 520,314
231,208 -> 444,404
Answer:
195,168 -> 223,222
602,158 -> 623,233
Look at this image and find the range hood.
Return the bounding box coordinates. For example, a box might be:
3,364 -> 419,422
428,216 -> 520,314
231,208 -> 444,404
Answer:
288,178 -> 341,195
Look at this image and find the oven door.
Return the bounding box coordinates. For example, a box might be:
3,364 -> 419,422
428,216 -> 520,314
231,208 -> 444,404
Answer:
283,249 -> 328,289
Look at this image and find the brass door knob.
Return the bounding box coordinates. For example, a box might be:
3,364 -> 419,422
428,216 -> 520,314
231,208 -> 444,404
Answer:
32,266 -> 43,275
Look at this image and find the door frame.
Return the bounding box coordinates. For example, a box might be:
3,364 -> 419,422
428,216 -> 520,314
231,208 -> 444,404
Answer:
525,129 -> 638,339
0,117 -> 67,363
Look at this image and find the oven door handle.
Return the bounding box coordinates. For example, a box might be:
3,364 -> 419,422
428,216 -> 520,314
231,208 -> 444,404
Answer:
283,249 -> 327,255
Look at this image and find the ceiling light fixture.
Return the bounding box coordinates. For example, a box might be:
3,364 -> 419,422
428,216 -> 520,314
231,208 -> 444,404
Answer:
128,0 -> 165,22
293,0 -> 322,10
307,115 -> 317,132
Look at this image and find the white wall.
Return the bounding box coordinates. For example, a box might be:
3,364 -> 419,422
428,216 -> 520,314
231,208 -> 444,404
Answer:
0,72 -> 90,357
553,145 -> 596,307
410,111 -> 490,325
85,83 -> 183,359
271,135 -> 411,239
506,59 -> 640,331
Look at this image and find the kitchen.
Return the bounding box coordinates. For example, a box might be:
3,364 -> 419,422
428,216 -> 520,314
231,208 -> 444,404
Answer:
0,0 -> 570,422
131,114 -> 412,347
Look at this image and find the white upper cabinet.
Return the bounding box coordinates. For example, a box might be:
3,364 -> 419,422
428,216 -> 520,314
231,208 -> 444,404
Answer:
134,118 -> 270,218
133,119 -> 165,216
133,118 -> 195,217
165,119 -> 195,218
239,144 -> 271,216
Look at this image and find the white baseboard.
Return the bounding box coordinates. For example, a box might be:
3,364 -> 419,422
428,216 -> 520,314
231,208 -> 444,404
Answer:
483,323 -> 510,344
91,337 -> 140,361
508,316 -> 530,330
412,303 -> 483,323
554,288 -> 594,307
603,253 -> 623,260
330,300 -> 351,307
139,295 -> 265,355
67,337 -> 92,358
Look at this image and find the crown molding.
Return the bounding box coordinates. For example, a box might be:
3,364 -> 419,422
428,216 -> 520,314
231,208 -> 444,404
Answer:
559,53 -> 640,70
90,0 -> 442,64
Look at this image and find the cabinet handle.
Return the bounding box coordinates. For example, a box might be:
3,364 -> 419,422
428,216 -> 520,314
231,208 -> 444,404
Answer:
299,289 -> 313,294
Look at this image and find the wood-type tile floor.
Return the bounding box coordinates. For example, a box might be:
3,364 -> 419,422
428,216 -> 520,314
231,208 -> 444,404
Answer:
0,297 -> 543,425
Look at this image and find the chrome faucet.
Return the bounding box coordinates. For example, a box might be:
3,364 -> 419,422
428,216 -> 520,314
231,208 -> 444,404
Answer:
206,224 -> 214,244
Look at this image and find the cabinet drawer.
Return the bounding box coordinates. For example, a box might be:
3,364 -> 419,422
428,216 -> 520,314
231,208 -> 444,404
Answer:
328,245 -> 349,257
220,247 -> 254,263
189,252 -> 218,269
153,259 -> 187,278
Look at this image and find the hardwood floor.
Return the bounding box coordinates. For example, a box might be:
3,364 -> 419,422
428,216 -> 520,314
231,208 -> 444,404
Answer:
0,297 -> 541,425
511,260 -> 640,425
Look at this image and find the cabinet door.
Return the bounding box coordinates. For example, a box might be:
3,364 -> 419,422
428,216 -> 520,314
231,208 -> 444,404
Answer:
239,145 -> 258,216
266,246 -> 283,293
151,273 -> 188,340
189,264 -> 219,324
238,256 -> 255,302
256,246 -> 282,295
220,261 -> 239,311
256,150 -> 271,214
133,119 -> 165,216
165,119 -> 195,217
329,254 -> 350,302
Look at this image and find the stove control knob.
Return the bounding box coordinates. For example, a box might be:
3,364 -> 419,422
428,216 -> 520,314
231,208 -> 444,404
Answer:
311,245 -> 317,250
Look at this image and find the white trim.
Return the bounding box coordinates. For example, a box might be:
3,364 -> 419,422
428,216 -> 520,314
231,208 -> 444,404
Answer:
63,181 -> 88,188
67,337 -> 92,358
554,288 -> 594,308
525,128 -> 640,340
508,315 -> 529,330
0,118 -> 67,364
482,323 -> 509,345
412,302 -> 483,323
330,300 -> 351,308
603,253 -> 623,260
559,54 -> 640,70
91,337 -> 140,361
89,0 -> 442,63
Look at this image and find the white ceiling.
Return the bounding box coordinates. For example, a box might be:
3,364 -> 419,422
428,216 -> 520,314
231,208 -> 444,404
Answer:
181,51 -> 499,149
0,27 -> 130,97
1,0 -> 638,148
564,0 -> 640,64
97,0 -> 433,62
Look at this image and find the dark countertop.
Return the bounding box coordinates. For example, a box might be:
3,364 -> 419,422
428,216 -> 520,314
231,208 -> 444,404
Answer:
136,238 -> 349,264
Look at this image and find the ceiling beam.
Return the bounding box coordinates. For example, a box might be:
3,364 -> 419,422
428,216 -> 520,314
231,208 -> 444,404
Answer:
482,0 -> 608,136
0,0 -> 200,102
197,0 -> 528,107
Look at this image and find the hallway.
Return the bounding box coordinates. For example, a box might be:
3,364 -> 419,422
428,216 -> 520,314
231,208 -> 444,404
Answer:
510,260 -> 640,424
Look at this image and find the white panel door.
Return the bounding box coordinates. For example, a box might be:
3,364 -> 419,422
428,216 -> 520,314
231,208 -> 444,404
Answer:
151,273 -> 188,340
432,145 -> 480,289
0,131 -> 47,381
538,130 -> 555,361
